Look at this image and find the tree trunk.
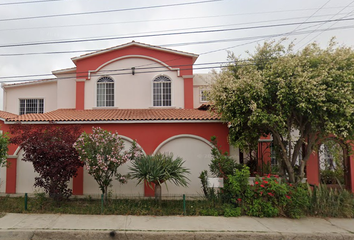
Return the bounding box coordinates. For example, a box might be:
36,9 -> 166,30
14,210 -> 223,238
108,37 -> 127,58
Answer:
104,185 -> 108,204
155,184 -> 162,203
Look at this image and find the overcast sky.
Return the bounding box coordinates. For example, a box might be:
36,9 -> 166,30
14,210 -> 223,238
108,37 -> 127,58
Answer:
0,0 -> 354,109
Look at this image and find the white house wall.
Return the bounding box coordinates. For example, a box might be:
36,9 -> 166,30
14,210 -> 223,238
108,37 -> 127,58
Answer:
155,136 -> 212,197
4,82 -> 57,115
0,163 -> 6,193
56,74 -> 76,109
84,57 -> 184,109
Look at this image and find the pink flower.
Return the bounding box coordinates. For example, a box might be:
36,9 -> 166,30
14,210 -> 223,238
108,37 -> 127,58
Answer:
268,192 -> 274,197
263,181 -> 268,184
260,184 -> 265,188
255,181 -> 259,185
286,195 -> 291,199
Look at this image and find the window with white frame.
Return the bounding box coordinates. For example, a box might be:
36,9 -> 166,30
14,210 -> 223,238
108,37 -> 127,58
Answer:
153,75 -> 171,106
19,99 -> 44,115
97,77 -> 114,107
200,89 -> 210,102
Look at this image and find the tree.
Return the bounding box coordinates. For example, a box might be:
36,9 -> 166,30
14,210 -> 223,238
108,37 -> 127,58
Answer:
10,124 -> 83,200
0,130 -> 9,168
129,153 -> 190,202
209,39 -> 354,183
74,127 -> 141,201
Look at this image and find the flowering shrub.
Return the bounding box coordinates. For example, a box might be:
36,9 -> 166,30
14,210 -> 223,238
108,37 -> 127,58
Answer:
74,127 -> 142,200
227,169 -> 309,218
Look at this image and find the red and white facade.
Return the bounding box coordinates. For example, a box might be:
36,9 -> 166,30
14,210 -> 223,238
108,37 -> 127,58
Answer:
0,42 -> 233,197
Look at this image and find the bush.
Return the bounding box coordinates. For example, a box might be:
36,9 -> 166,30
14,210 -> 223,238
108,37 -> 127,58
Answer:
308,184 -> 354,218
223,204 -> 241,217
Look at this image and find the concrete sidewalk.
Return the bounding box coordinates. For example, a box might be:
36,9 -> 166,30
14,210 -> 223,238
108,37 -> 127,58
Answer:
0,213 -> 353,240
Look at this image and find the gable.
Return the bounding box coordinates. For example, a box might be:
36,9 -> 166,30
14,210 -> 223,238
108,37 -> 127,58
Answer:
72,42 -> 198,79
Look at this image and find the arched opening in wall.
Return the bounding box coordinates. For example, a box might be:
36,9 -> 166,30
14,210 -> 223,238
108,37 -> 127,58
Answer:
318,138 -> 350,189
152,134 -> 213,197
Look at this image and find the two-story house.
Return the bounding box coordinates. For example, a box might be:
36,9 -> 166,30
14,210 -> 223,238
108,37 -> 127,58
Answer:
0,41 -> 235,197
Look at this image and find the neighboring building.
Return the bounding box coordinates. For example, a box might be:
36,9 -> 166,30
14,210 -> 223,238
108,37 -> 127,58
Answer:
0,41 -> 234,197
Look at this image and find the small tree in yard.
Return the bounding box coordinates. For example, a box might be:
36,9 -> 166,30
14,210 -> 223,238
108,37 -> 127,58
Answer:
129,153 -> 190,202
0,130 -> 9,168
10,124 -> 83,200
74,127 -> 141,201
209,39 -> 354,183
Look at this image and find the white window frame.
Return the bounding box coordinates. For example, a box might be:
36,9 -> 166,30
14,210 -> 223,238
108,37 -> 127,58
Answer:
200,89 -> 210,102
96,76 -> 114,107
19,98 -> 44,115
153,75 -> 172,107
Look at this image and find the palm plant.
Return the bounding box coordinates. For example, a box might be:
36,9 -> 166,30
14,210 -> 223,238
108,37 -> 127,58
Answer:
129,153 -> 190,201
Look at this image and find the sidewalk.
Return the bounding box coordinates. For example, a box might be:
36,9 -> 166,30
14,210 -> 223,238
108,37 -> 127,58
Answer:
0,213 -> 354,240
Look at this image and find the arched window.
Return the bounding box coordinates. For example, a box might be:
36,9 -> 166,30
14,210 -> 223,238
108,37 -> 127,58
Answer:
97,77 -> 114,107
153,76 -> 171,106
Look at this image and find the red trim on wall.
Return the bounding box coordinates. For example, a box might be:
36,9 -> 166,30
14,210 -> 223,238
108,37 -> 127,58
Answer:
76,81 -> 85,110
75,45 -> 194,79
6,158 -> 17,194
73,166 -> 83,195
306,152 -> 320,186
183,78 -> 194,109
349,155 -> 354,193
144,181 -> 155,197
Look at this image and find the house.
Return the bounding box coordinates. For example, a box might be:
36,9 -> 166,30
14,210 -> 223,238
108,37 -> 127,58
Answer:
0,41 -> 236,197
1,41 -> 353,197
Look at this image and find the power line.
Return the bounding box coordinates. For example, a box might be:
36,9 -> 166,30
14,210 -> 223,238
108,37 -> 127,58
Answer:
0,0 -> 66,6
0,0 -> 222,22
296,0 -> 354,48
1,17 -> 354,49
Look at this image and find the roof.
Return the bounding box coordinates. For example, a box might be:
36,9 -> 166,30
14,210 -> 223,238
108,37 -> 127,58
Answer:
71,41 -> 199,63
0,110 -> 18,120
2,78 -> 57,88
5,109 -> 220,123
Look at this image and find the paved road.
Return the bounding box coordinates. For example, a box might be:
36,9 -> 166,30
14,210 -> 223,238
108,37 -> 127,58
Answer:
0,213 -> 353,239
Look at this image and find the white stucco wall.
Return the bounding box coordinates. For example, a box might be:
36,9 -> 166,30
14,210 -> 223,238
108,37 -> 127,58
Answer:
193,74 -> 213,108
3,81 -> 57,115
84,57 -> 185,109
56,74 -> 76,109
0,163 -> 6,193
15,149 -> 44,194
154,135 -> 213,197
83,138 -> 144,197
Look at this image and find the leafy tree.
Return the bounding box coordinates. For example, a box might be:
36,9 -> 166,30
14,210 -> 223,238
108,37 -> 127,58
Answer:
10,124 -> 83,200
0,130 -> 9,168
209,39 -> 354,183
74,127 -> 141,201
129,153 -> 190,202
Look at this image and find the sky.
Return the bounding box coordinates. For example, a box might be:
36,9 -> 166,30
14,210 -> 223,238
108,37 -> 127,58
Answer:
0,0 -> 354,109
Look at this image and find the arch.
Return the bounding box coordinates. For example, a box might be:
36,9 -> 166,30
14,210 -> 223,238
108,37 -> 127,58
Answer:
87,55 -> 181,79
96,76 -> 114,107
317,136 -> 351,191
153,134 -> 213,155
152,75 -> 172,107
119,135 -> 147,156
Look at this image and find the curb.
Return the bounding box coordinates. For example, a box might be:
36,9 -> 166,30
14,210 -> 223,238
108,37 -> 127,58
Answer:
1,230 -> 354,240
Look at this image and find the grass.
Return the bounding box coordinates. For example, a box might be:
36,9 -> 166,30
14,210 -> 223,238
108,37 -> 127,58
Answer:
0,194 -> 223,216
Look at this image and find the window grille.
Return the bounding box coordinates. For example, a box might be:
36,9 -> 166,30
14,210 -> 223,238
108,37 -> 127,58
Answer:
200,89 -> 210,102
97,77 -> 114,107
19,99 -> 44,115
153,76 -> 171,106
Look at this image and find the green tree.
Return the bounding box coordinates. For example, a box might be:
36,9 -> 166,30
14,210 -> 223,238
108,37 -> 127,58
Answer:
0,130 -> 8,168
129,153 -> 190,202
209,39 -> 354,183
74,127 -> 141,201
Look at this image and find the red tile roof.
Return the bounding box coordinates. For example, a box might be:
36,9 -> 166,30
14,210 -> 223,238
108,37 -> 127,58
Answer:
0,110 -> 18,120
5,109 -> 220,122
